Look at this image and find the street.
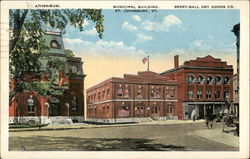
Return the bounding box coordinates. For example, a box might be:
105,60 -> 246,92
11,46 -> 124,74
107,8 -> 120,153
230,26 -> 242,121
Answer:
9,121 -> 239,151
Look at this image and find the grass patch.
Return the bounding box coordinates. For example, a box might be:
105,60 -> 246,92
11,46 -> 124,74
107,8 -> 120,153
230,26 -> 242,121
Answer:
9,123 -> 49,129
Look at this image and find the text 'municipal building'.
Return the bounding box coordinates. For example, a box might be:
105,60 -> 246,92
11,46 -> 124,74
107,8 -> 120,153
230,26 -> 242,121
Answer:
86,71 -> 178,123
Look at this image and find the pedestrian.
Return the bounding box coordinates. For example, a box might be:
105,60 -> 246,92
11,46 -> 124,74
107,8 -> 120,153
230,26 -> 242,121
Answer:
196,115 -> 200,121
193,115 -> 196,121
205,114 -> 209,128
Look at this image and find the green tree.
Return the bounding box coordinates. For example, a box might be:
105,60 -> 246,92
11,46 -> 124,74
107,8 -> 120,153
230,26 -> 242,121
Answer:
9,9 -> 104,103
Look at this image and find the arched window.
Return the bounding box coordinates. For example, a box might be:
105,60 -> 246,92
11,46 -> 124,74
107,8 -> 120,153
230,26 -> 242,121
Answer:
50,40 -> 60,48
215,76 -> 221,85
169,106 -> 173,113
197,75 -> 203,84
206,76 -> 213,84
223,77 -> 230,84
188,76 -> 194,83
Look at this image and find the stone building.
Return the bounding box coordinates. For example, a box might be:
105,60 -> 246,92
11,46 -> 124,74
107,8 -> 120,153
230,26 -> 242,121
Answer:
9,31 -> 85,124
160,55 -> 234,120
86,71 -> 178,123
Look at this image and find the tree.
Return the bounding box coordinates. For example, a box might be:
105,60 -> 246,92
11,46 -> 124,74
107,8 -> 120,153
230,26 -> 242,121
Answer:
9,9 -> 104,103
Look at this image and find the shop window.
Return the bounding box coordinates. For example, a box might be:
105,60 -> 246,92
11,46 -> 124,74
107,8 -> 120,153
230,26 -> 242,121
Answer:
197,76 -> 204,84
206,90 -> 212,99
215,76 -> 221,85
197,90 -> 202,99
188,90 -> 194,99
206,76 -> 213,84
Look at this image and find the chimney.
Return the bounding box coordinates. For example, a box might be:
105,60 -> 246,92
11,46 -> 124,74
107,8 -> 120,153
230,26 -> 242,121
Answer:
174,55 -> 179,68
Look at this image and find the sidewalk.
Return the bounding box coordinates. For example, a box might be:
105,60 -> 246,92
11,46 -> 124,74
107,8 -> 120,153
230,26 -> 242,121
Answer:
194,127 -> 239,148
9,120 -> 204,132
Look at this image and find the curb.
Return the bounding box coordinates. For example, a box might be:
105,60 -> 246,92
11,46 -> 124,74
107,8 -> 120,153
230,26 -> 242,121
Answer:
9,120 -> 205,132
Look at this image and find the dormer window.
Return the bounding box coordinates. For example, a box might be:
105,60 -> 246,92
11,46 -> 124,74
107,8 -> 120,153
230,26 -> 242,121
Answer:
50,40 -> 60,49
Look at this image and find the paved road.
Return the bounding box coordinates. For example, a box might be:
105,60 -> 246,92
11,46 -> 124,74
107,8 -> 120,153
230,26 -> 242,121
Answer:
9,122 -> 238,151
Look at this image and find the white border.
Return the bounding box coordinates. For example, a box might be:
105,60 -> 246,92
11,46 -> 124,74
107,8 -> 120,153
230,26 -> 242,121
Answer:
1,1 -> 249,159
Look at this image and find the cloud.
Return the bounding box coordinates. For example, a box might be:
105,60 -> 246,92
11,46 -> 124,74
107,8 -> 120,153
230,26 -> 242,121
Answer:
132,15 -> 141,22
63,37 -> 145,57
122,21 -> 138,31
81,27 -> 97,36
142,15 -> 182,32
136,34 -> 153,43
189,40 -> 212,50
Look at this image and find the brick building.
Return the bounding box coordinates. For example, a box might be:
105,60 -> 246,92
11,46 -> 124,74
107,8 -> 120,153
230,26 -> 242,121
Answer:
86,71 -> 178,123
160,55 -> 234,120
9,31 -> 85,124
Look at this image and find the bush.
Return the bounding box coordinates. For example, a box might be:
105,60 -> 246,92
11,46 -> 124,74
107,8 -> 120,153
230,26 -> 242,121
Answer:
9,123 -> 49,129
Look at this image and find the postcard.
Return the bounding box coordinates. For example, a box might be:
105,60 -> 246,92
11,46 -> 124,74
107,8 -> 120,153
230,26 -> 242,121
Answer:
0,0 -> 249,159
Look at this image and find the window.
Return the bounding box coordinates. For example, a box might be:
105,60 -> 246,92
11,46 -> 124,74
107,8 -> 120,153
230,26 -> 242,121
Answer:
224,91 -> 229,99
223,77 -> 230,84
124,85 -> 129,98
188,90 -> 194,99
188,76 -> 194,83
206,76 -> 213,84
170,87 -> 175,98
27,95 -> 35,112
169,106 -> 173,113
71,96 -> 78,112
117,85 -> 123,97
107,88 -> 110,97
197,76 -> 203,84
94,94 -> 96,101
137,85 -> 142,98
215,76 -> 221,85
118,106 -> 130,116
197,90 -> 202,99
206,90 -> 212,99
150,86 -> 157,98
215,91 -> 220,99
156,86 -> 161,98
50,40 -> 60,48
102,90 -> 105,99
151,106 -> 159,114
98,92 -> 101,100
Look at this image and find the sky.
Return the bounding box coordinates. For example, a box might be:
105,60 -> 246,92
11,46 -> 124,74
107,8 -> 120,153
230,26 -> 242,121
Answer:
62,9 -> 240,90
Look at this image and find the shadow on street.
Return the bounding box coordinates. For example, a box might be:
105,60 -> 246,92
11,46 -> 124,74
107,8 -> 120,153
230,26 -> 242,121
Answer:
10,136 -> 185,151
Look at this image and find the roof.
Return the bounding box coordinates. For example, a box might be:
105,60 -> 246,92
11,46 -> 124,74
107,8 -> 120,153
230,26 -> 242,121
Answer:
161,55 -> 233,75
87,71 -> 177,91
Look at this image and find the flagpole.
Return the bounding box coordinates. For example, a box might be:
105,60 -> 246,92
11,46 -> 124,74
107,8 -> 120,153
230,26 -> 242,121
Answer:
147,54 -> 149,71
